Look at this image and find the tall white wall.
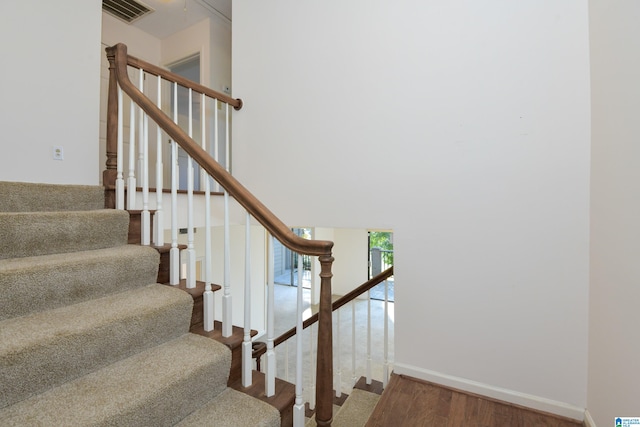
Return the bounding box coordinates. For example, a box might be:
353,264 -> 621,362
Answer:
588,1 -> 640,425
233,0 -> 591,416
0,0 -> 102,185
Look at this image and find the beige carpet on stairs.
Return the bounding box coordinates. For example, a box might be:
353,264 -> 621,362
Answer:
0,209 -> 130,259
306,389 -> 380,427
0,334 -> 231,426
0,181 -> 280,426
0,245 -> 160,320
0,181 -> 105,212
332,389 -> 380,426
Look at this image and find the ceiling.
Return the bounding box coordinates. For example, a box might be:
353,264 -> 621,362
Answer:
117,0 -> 231,39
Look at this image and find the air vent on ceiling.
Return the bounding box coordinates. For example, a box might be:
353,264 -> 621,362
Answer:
102,0 -> 154,24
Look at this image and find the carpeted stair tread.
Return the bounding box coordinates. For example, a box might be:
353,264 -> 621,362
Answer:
305,406 -> 342,427
0,181 -> 105,212
0,333 -> 231,426
306,390 -> 380,427
0,209 -> 129,259
0,181 -> 276,426
177,387 -> 281,427
0,284 -> 193,409
331,389 -> 380,427
0,245 -> 160,320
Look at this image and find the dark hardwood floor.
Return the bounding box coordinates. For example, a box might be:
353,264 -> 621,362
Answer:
366,374 -> 583,427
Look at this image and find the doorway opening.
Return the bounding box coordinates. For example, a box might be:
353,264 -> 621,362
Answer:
273,228 -> 312,288
368,230 -> 394,302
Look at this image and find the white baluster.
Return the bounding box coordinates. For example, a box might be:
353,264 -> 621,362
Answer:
366,289 -> 372,385
265,235 -> 276,397
293,252 -> 305,427
335,309 -> 342,397
390,278 -> 395,386
221,103 -> 232,337
185,88 -> 196,289
137,69 -> 144,198
203,95 -> 214,332
285,340 -> 290,382
242,212 -> 252,386
225,103 -> 230,172
383,278 -> 389,387
213,99 -> 220,192
154,75 -> 164,246
115,87 -> 124,210
127,76 -> 137,210
141,107 -> 150,245
203,205 -> 214,329
308,322 -> 316,411
200,93 -> 208,189
222,190 -> 232,337
352,300 -> 357,387
169,82 -> 180,285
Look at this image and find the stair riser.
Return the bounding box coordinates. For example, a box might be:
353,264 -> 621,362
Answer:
177,388 -> 281,427
0,285 -> 193,409
0,181 -> 104,213
128,211 -> 154,245
102,346 -> 229,427
227,341 -> 244,386
158,249 -> 171,283
0,210 -> 129,260
0,246 -> 160,320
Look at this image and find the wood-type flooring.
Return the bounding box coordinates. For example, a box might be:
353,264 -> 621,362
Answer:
366,374 -> 583,427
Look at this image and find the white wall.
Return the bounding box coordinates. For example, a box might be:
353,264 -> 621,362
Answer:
233,0 -> 591,417
0,1 -> 102,185
588,1 -> 640,425
331,228 -> 369,296
311,227 -> 370,298
208,16 -> 232,97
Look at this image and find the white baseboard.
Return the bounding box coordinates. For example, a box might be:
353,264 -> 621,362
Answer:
583,410 -> 597,427
393,363 -> 585,422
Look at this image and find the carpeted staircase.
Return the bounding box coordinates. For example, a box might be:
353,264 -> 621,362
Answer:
0,181 -> 280,426
305,378 -> 383,427
305,389 -> 380,427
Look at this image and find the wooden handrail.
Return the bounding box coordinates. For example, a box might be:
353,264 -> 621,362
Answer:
105,43 -> 335,426
253,266 -> 394,359
106,43 -> 333,257
125,54 -> 243,110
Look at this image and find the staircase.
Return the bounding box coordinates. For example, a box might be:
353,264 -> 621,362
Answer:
305,378 -> 382,427
0,181 -> 280,426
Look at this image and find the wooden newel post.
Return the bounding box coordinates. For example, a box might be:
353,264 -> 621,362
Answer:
103,47 -> 118,209
315,253 -> 335,427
